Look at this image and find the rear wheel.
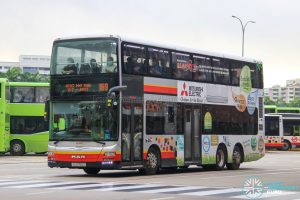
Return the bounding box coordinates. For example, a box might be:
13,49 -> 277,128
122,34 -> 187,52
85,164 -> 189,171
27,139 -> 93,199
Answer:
10,141 -> 25,156
282,140 -> 291,151
226,146 -> 242,170
140,148 -> 160,175
83,168 -> 100,175
215,147 -> 226,170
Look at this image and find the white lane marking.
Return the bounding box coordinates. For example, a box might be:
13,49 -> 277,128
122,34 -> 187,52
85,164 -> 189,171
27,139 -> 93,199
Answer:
141,186 -> 205,193
149,197 -> 175,200
232,191 -> 297,199
0,180 -> 44,186
9,182 -> 77,188
54,183 -> 114,190
94,184 -> 162,191
26,191 -> 54,196
182,188 -> 241,196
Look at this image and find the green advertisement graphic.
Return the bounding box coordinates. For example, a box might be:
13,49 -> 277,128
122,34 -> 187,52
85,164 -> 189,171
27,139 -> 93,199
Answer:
204,112 -> 212,130
240,65 -> 252,93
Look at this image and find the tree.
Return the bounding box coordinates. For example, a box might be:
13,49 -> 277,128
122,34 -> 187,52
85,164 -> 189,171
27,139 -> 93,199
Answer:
0,67 -> 49,82
287,97 -> 300,107
275,97 -> 287,107
264,96 -> 275,105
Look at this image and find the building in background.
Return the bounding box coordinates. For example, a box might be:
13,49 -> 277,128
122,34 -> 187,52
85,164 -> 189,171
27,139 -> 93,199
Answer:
0,55 -> 50,74
265,78 -> 300,103
0,61 -> 19,73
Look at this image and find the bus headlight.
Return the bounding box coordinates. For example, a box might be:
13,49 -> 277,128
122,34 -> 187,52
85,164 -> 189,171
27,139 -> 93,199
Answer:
104,152 -> 115,157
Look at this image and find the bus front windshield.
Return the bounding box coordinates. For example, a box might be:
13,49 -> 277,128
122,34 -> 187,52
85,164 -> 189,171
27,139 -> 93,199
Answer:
51,39 -> 118,75
50,101 -> 118,141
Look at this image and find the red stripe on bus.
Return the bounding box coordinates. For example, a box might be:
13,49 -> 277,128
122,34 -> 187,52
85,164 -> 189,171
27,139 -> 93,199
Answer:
53,153 -> 121,162
265,143 -> 284,147
161,151 -> 176,159
143,151 -> 175,160
144,85 -> 177,95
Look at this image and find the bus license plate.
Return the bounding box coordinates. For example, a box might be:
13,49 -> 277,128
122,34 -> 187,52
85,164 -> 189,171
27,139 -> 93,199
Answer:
71,163 -> 86,167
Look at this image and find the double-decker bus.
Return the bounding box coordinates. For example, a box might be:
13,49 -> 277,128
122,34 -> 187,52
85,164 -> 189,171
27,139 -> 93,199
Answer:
264,114 -> 284,149
265,105 -> 300,114
0,79 -> 49,155
47,35 -> 264,175
9,82 -> 50,155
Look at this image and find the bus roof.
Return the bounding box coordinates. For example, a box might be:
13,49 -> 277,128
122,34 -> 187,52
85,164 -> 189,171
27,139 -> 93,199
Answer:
9,82 -> 49,87
54,34 -> 261,64
267,113 -> 300,119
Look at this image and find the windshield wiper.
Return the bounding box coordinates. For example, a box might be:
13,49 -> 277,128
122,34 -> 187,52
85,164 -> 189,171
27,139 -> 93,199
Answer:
93,139 -> 106,145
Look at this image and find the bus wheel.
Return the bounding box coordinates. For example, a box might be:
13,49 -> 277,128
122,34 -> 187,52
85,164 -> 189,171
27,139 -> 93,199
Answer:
226,146 -> 242,170
215,147 -> 226,170
83,168 -> 100,175
141,148 -> 160,175
282,140 -> 291,151
10,140 -> 25,156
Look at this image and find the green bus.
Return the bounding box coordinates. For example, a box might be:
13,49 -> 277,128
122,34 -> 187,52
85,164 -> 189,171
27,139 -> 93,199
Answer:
0,78 -> 49,155
265,105 -> 300,114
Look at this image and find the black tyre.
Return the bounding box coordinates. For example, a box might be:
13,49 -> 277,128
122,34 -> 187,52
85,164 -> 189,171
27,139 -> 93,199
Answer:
35,152 -> 47,155
10,140 -> 25,156
140,148 -> 160,175
226,146 -> 242,170
83,168 -> 100,175
282,140 -> 291,151
179,165 -> 189,169
215,147 -> 226,170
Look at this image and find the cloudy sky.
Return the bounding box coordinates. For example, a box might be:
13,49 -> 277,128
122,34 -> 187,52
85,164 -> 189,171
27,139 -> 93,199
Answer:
0,0 -> 299,87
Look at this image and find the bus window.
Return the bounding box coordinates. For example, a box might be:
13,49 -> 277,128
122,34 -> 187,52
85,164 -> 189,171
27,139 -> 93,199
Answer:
11,116 -> 48,134
172,52 -> 192,80
11,87 -> 35,103
212,58 -> 230,84
122,43 -> 147,75
148,48 -> 170,78
146,101 -> 165,134
192,55 -> 213,82
230,60 -> 243,86
248,63 -> 259,89
36,87 -> 49,103
265,116 -> 280,136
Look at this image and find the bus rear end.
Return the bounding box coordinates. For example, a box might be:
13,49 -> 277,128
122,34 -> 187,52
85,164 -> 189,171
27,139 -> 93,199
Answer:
0,78 -> 10,153
264,114 -> 284,149
48,36 -> 122,174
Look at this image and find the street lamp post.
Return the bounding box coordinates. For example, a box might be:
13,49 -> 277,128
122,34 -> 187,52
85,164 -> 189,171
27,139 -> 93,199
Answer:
232,16 -> 255,57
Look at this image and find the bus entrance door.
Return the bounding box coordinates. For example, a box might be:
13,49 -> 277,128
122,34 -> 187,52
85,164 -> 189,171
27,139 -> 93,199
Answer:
121,102 -> 143,167
184,106 -> 202,165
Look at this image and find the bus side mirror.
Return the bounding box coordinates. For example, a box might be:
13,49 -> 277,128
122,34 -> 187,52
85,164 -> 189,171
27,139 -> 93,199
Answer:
44,99 -> 50,122
107,85 -> 127,98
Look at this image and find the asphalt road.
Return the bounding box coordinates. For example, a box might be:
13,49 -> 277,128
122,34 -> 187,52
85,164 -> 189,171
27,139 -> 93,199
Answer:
0,151 -> 300,200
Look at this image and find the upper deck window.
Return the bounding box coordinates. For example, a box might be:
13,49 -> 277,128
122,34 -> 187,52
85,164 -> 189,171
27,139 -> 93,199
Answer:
148,48 -> 171,78
122,43 -> 147,75
51,39 -> 118,75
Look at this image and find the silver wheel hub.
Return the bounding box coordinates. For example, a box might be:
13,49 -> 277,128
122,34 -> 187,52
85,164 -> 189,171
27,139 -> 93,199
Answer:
147,152 -> 157,169
233,150 -> 241,164
13,144 -> 21,152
